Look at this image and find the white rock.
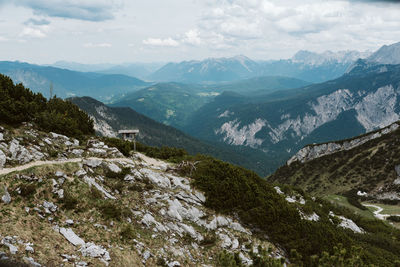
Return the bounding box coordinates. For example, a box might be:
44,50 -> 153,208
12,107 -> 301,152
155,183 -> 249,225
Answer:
23,257 -> 41,267
83,159 -> 102,168
65,219 -> 74,225
218,233 -> 232,248
83,176 -> 116,200
141,168 -> 171,188
59,227 -> 85,246
2,186 -> 11,204
50,132 -> 69,140
0,149 -> 6,169
239,252 -> 253,266
72,149 -> 84,156
142,250 -> 151,261
79,242 -> 111,262
75,169 -> 87,177
55,171 -> 65,177
216,216 -> 230,227
0,133 -> 3,141
88,148 -> 107,155
25,243 -> 34,253
43,201 -> 57,213
338,216 -> 364,234
108,163 -> 121,173
167,199 -> 183,221
231,238 -> 239,249
357,191 -> 367,196
274,186 -> 284,195
168,261 -> 181,267
1,237 -> 18,254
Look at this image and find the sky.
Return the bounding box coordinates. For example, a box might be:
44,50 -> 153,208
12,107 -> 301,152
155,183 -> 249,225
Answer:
0,0 -> 399,64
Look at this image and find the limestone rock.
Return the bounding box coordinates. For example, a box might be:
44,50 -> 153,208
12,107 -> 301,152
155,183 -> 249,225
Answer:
1,186 -> 11,204
0,149 -> 6,169
83,159 -> 102,168
59,227 -> 85,246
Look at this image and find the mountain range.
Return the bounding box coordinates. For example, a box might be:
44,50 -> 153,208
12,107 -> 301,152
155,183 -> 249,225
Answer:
150,50 -> 370,83
0,61 -> 149,100
182,57 -> 400,172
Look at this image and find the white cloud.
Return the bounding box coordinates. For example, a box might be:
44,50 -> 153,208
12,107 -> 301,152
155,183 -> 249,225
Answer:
83,42 -> 112,48
182,29 -> 202,45
142,37 -> 179,47
19,26 -> 47,38
0,36 -> 8,41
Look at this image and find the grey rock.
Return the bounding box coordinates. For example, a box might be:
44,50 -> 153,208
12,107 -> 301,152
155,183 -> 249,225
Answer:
23,257 -> 41,267
43,201 -> 57,213
0,150 -> 6,169
72,149 -> 84,156
83,159 -> 102,168
79,242 -> 111,262
2,187 -> 11,204
59,227 -> 85,246
108,163 -> 121,173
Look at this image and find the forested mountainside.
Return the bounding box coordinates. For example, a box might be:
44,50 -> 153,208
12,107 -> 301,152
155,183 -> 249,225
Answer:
184,61 -> 400,173
109,77 -> 309,129
70,96 -> 277,176
0,61 -> 149,101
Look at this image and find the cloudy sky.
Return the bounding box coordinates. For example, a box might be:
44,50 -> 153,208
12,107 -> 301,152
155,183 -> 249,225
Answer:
0,0 -> 399,64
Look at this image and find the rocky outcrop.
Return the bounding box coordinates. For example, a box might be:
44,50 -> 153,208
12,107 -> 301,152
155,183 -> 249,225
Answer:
288,122 -> 399,165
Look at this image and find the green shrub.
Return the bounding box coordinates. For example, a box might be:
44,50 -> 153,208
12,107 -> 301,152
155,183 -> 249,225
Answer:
61,191 -> 79,210
0,74 -> 94,139
387,216 -> 400,222
120,224 -> 136,241
19,183 -> 36,198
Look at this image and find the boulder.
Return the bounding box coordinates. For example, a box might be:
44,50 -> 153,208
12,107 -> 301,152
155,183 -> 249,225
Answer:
108,163 -> 121,173
83,159 -> 102,168
1,186 -> 11,204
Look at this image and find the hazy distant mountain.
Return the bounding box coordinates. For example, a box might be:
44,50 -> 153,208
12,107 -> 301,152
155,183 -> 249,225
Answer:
98,63 -> 164,80
149,51 -> 369,84
366,41 -> 400,65
51,61 -> 115,72
291,50 -> 370,65
0,61 -> 149,100
51,61 -> 164,80
149,55 -> 259,83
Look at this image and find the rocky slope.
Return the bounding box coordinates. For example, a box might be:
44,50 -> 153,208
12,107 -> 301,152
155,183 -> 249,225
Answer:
269,121 -> 400,201
2,124 -> 400,266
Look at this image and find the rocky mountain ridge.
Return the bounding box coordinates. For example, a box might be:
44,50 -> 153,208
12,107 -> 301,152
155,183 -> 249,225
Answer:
287,121 -> 400,165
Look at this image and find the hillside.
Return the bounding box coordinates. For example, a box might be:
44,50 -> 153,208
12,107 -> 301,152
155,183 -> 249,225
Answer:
70,96 -> 278,176
0,61 -> 149,101
269,121 -> 400,199
1,124 -> 400,266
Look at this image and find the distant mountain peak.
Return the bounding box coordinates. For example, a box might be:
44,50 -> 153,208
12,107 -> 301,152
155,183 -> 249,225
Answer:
367,41 -> 400,65
291,49 -> 370,66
